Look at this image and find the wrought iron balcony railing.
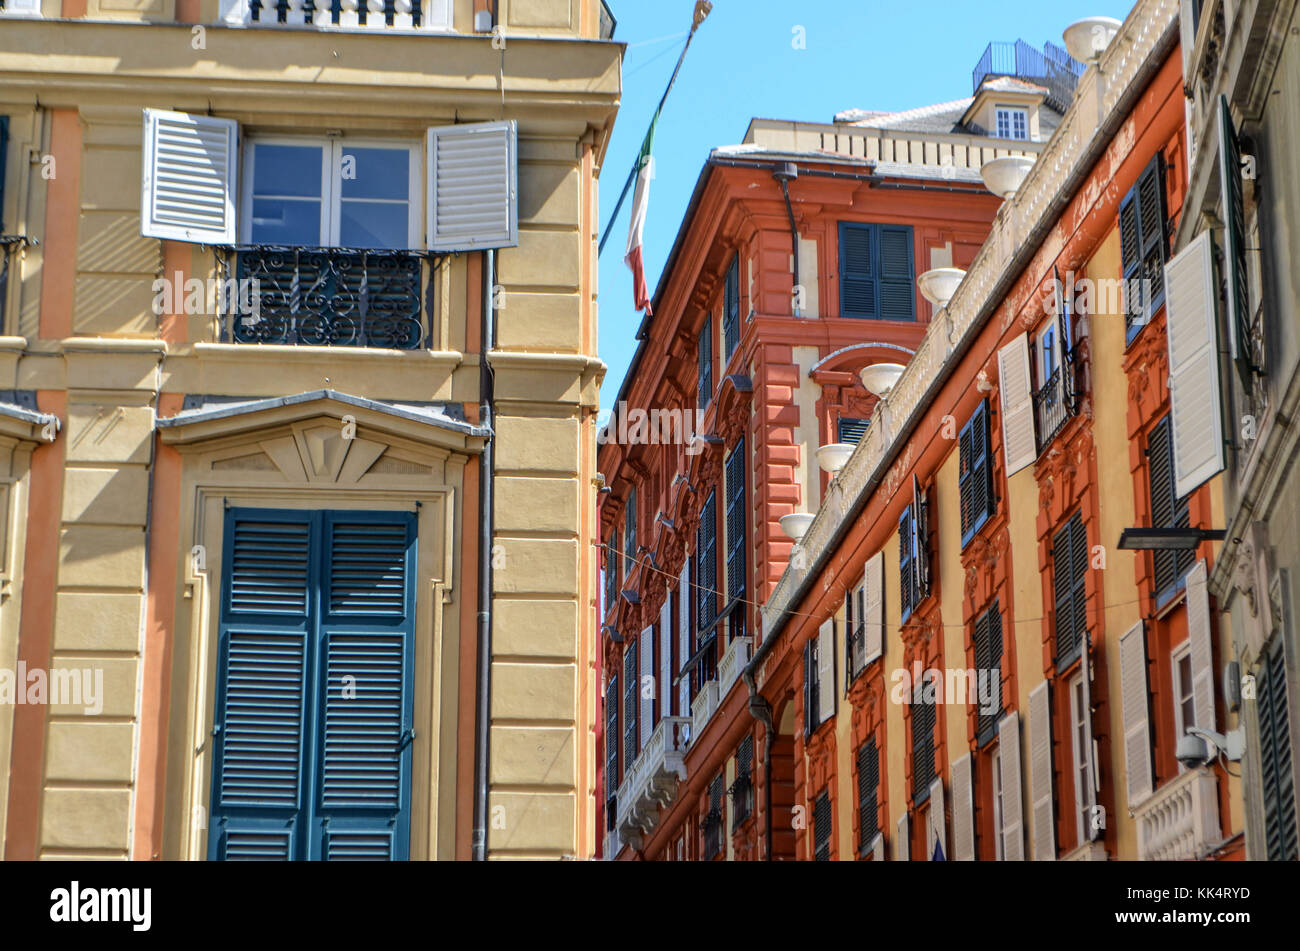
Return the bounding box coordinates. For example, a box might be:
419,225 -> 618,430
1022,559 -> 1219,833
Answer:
226,0 -> 451,30
728,772 -> 753,827
1033,357 -> 1079,455
702,809 -> 723,859
221,246 -> 446,350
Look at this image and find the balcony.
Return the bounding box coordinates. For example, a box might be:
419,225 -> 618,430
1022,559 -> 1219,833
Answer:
614,716 -> 690,848
717,635 -> 752,704
222,0 -> 452,31
1033,359 -> 1077,454
972,40 -> 1085,113
222,246 -> 445,350
691,680 -> 720,742
1134,767 -> 1220,861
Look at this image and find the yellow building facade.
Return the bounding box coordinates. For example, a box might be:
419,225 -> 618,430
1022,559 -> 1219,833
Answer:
0,0 -> 619,860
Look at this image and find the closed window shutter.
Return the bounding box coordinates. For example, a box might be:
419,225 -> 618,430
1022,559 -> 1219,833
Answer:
997,712 -> 1025,860
895,813 -> 910,861
912,696 -> 935,803
976,604 -> 1003,744
878,225 -> 915,321
838,222 -> 875,318
1148,417 -> 1194,601
698,316 -> 713,408
141,108 -> 238,244
725,439 -> 746,612
1053,513 -> 1086,670
1027,681 -> 1056,860
426,120 -> 518,251
1122,157 -> 1167,337
723,255 -> 741,360
928,777 -> 946,859
1218,96 -> 1254,382
845,581 -> 858,687
1118,621 -> 1154,806
659,600 -> 672,720
0,117 -> 8,233
951,753 -> 975,861
623,488 -> 637,580
865,551 -> 884,665
640,626 -> 654,746
678,560 -> 692,719
803,640 -> 815,737
697,491 -> 717,632
1184,559 -> 1217,733
997,333 -> 1037,475
837,416 -> 870,444
899,507 -> 915,621
817,618 -> 836,726
1259,637 -> 1299,860
813,791 -> 833,861
1078,638 -> 1098,836
857,739 -> 879,852
623,645 -> 638,768
1165,230 -> 1226,497
603,532 -> 617,614
605,674 -> 619,807
959,401 -> 993,544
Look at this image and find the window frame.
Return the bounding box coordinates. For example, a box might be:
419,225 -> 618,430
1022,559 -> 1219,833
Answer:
959,400 -> 994,548
1171,639 -> 1195,774
837,221 -> 916,321
995,106 -> 1029,141
991,746 -> 1006,861
1120,155 -> 1168,345
1068,669 -> 1095,845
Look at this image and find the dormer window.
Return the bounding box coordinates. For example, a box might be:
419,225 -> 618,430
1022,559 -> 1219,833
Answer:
995,107 -> 1028,141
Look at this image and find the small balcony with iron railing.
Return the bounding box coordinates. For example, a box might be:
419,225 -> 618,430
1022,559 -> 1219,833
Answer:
220,0 -> 453,31
972,40 -> 1086,113
614,716 -> 690,849
1134,767 -> 1221,861
216,246 -> 448,350
1033,355 -> 1080,455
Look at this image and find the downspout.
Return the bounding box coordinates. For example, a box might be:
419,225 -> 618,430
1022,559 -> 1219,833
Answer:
472,249 -> 497,861
772,163 -> 800,317
743,668 -> 774,861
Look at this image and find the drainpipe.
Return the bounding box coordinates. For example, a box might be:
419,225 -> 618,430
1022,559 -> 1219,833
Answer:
772,162 -> 800,317
743,669 -> 774,861
472,249 -> 497,861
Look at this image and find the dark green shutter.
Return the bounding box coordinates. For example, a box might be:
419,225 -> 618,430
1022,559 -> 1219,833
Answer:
603,531 -> 617,613
1055,268 -> 1077,414
725,440 -> 746,628
857,739 -> 879,852
837,417 -> 869,444
623,645 -> 638,769
605,674 -> 619,817
913,475 -> 931,600
839,222 -> 915,320
1259,638 -> 1298,860
803,640 -> 815,737
1121,157 -> 1167,342
1218,96 -> 1256,386
839,222 -> 875,318
976,602 -> 1003,745
697,490 -> 717,632
813,791 -> 832,860
959,402 -> 992,546
878,225 -> 915,321
1147,416 -> 1193,603
723,255 -> 740,360
912,696 -> 935,804
623,488 -> 636,579
698,315 -> 713,408
1053,512 -> 1088,671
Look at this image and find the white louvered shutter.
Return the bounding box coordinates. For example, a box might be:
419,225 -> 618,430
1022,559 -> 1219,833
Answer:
870,831 -> 885,861
1185,560 -> 1217,733
997,333 -> 1037,476
4,0 -> 42,13
639,625 -> 654,747
928,776 -> 946,860
1028,681 -> 1056,860
817,619 -> 836,725
1119,620 -> 1154,806
659,600 -> 672,720
895,814 -> 910,861
865,551 -> 884,665
426,120 -> 518,251
141,109 -> 238,244
678,560 -> 692,720
1080,640 -> 1098,829
997,712 -> 1025,860
951,753 -> 975,861
1165,230 -> 1225,497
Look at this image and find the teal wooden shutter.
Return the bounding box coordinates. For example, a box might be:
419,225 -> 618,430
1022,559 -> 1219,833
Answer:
899,506 -> 915,622
1218,96 -> 1256,386
959,402 -> 992,546
877,225 -> 915,321
1259,638 -> 1298,860
975,603 -> 1003,745
210,512 -> 314,860
313,513 -> 416,860
837,416 -> 869,444
839,222 -> 875,318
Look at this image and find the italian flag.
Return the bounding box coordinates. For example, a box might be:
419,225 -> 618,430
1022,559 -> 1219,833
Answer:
625,111 -> 660,315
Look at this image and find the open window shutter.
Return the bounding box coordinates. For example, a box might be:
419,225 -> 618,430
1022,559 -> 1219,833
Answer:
659,600 -> 672,719
725,439 -> 747,607
1165,230 -> 1225,497
697,492 -> 717,632
623,488 -> 637,579
209,513 -> 312,860
1120,188 -> 1142,332
1218,96 -> 1253,378
865,551 -> 884,665
895,814 -> 910,861
1185,559 -> 1217,733
951,753 -> 975,861
844,582 -> 857,690
0,117 -> 8,233
623,645 -> 638,767
878,225 -> 915,321
1027,681 -> 1056,860
678,560 -> 692,719
959,416 -> 975,537
1259,638 -> 1299,860
1079,636 -> 1099,836
605,675 -> 619,802
1055,268 -> 1076,413
838,222 -> 875,318
640,626 -> 655,746
1118,621 -> 1154,806
698,316 -> 713,408
871,831 -> 885,861
928,776 -> 946,859
817,618 -> 836,726
315,514 -> 417,860
426,120 -> 518,251
803,640 -> 814,737
913,475 -> 931,599
898,508 -> 914,620
997,334 -> 1037,476
997,712 -> 1025,860
141,108 -> 238,244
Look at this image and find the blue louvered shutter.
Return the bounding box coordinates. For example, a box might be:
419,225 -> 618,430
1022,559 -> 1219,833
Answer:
839,222 -> 875,318
313,513 -> 417,860
1121,157 -> 1167,342
877,225 -> 915,321
837,416 -> 869,444
210,512 -> 314,860
899,506 -> 915,622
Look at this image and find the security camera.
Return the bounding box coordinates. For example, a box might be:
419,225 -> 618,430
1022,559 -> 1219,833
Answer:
1175,733 -> 1213,768
1176,726 -> 1244,768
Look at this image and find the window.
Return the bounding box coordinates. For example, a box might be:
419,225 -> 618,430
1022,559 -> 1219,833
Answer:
243,139 -> 420,249
1147,416 -> 1194,605
209,509 -> 416,861
1120,156 -> 1168,343
1036,321 -> 1059,384
991,747 -> 1005,860
698,315 -> 714,409
1032,271 -> 1079,452
696,489 -> 718,645
1171,642 -> 1195,773
838,222 -> 915,320
1052,511 -> 1088,671
804,620 -> 836,736
704,773 -> 725,859
846,552 -> 883,683
605,674 -> 618,827
857,739 -> 880,855
912,694 -> 936,804
622,644 -> 638,769
959,401 -> 994,546
837,416 -> 869,445
974,602 -> 1003,745
622,488 -> 637,581
899,478 -> 931,623
724,440 -> 747,641
803,637 -> 821,737
730,734 -> 754,828
813,791 -> 833,861
1069,670 -> 1096,844
1258,637 -> 1298,860
603,530 -> 618,615
995,107 -> 1028,141
722,255 -> 741,362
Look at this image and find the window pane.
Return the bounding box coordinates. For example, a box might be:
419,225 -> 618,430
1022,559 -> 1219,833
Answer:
253,144 -> 323,198
340,148 -> 411,201
251,197 -> 322,246
340,200 -> 409,249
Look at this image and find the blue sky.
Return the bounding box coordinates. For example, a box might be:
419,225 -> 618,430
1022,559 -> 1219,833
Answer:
596,0 -> 1135,410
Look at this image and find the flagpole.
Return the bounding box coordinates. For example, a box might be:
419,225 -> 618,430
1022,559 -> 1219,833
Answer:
597,1 -> 712,256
